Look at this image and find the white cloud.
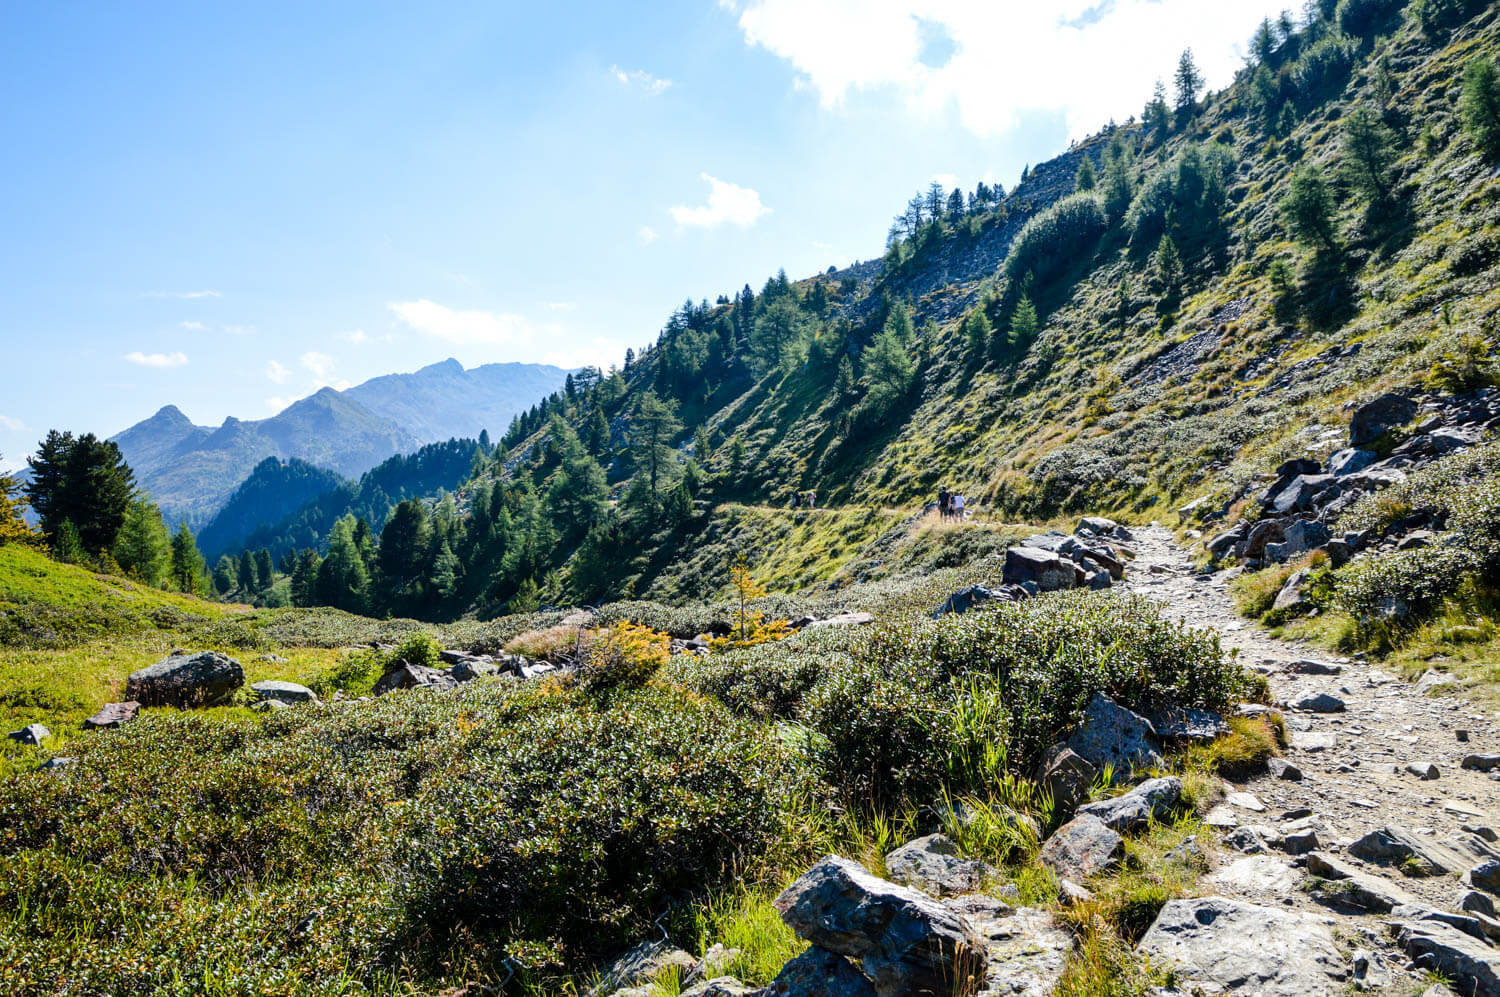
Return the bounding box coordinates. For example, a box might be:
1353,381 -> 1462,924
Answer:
724,0 -> 1290,139
542,336 -> 635,371
638,225 -> 659,245
298,351 -> 349,389
141,290 -> 220,299
929,172 -> 959,189
670,173 -> 770,229
265,396 -> 295,412
223,324 -> 255,336
179,320 -> 206,331
0,414 -> 26,432
343,329 -> 369,344
266,359 -> 290,384
543,301 -> 577,311
387,299 -> 547,347
611,65 -> 673,95
124,351 -> 188,368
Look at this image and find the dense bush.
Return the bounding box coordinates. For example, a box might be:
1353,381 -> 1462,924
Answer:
1336,0 -> 1402,38
1004,193 -> 1108,287
1292,33 -> 1360,101
0,682 -> 804,990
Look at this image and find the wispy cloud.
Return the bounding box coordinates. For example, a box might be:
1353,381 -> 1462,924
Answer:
611,65 -> 673,95
265,396 -> 294,412
300,351 -> 350,389
724,0 -> 1290,139
343,330 -> 369,344
543,301 -> 577,312
0,414 -> 26,432
140,290 -> 220,299
124,351 -> 188,368
223,324 -> 255,336
388,299 -> 556,347
638,225 -> 659,246
266,360 -> 290,384
179,320 -> 206,331
670,173 -> 770,229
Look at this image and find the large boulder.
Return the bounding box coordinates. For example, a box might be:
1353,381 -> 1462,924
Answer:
125,651 -> 244,708
1270,474 -> 1335,515
1137,897 -> 1349,996
773,856 -> 986,997
1271,569 -> 1311,613
1077,516 -> 1119,536
1265,519 -> 1330,564
1076,776 -> 1182,832
1328,448 -> 1377,476
1348,826 -> 1496,877
1350,392 -> 1417,446
884,834 -> 996,898
1305,853 -> 1421,913
948,898 -> 1072,996
1038,815 -> 1123,881
1066,693 -> 1164,773
1002,547 -> 1079,592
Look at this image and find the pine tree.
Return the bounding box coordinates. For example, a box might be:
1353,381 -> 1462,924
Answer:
1340,106 -> 1398,212
238,550 -> 255,591
112,498 -> 170,586
547,417 -> 609,533
54,520 -> 86,564
964,309 -> 993,362
254,548 -> 274,590
584,406 -> 611,457
1074,156 -> 1097,192
1461,57 -> 1500,162
1101,137 -> 1134,223
631,391 -> 683,495
863,310 -> 915,415
25,430 -> 136,554
1174,49 -> 1204,118
429,540 -> 462,602
213,556 -> 235,594
291,549 -> 322,607
1144,80 -> 1172,143
1281,166 -> 1339,253
1251,17 -> 1277,64
169,523 -> 205,594
1007,296 -> 1039,353
316,516 -> 369,612
834,355 -> 856,403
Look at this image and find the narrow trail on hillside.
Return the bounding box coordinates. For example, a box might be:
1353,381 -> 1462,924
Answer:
1120,525 -> 1499,988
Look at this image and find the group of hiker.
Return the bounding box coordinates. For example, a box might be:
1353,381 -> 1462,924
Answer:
936,486 -> 967,521
789,490 -> 818,509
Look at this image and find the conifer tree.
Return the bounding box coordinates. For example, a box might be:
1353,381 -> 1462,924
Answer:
1251,17 -> 1276,64
168,523 -> 205,594
238,550 -> 255,591
112,498 -> 170,586
1101,137 -> 1134,223
835,354 -> 856,403
964,309 -> 993,362
1174,49 -> 1204,118
1461,57 -> 1500,162
1144,80 -> 1172,143
25,430 -> 136,554
1074,156 -> 1097,192
213,555 -> 235,595
1281,166 -> 1339,253
1340,106 -> 1398,212
1007,296 -> 1039,353
863,312 -> 915,414
316,516 -> 369,612
1154,234 -> 1183,290
728,434 -> 746,480
291,549 -> 322,607
630,391 -> 683,495
254,548 -> 274,590
547,417 -> 609,533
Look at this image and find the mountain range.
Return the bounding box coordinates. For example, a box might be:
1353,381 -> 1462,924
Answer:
110,359 -> 570,527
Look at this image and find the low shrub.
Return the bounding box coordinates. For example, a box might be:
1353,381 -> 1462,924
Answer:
579,621 -> 670,694
504,623 -> 586,660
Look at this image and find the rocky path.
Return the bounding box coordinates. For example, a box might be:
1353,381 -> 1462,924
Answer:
1123,525 -> 1500,994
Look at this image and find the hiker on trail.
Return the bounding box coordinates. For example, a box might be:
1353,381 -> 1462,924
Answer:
806,490 -> 817,509
951,493 -> 966,521
790,492 -> 801,509
937,487 -> 950,521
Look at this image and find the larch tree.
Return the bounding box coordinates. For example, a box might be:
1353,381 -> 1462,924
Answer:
1461,57 -> 1500,162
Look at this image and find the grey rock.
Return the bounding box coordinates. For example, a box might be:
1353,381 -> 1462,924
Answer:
1275,458 -> 1323,479
1066,693 -> 1164,773
126,651 -> 244,708
84,701 -> 140,729
1406,761 -> 1441,780
763,946 -> 875,997
1286,658 -> 1341,675
1267,758 -> 1302,781
1461,890 -> 1498,918
1076,776 -> 1182,832
1137,897 -> 1348,996
1223,826 -> 1268,854
451,656 -> 503,682
1143,706 -> 1227,742
679,979 -> 759,997
1058,879 -> 1094,905
1271,569 -> 1310,611
1270,475 -> 1334,515
1305,852 -> 1420,912
371,661 -> 457,696
250,679 -> 317,705
1288,691 -> 1344,712
1398,530 -> 1436,550
1002,547 -> 1079,592
1350,393 -> 1416,446
1328,448 -> 1377,476
931,585 -> 1019,618
1389,918 -> 1500,996
1033,743 -> 1097,817
1209,855 -> 1301,894
37,756 -> 76,771
1347,827 -> 1487,876
773,856 -> 986,997
251,699 -> 288,713
1078,516 -> 1119,535
955,900 -> 1072,997
1279,828 -> 1318,855
884,834 -> 996,898
1469,860 -> 1500,895
1277,519 -> 1331,561
685,944 -> 742,985
1207,526 -> 1246,559
1462,755 -> 1500,773
1038,815 -> 1124,881
1416,669 -> 1459,694
589,940 -> 698,997
7,723 -> 50,745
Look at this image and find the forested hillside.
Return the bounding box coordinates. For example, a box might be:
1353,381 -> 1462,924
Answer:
263,0 -> 1500,637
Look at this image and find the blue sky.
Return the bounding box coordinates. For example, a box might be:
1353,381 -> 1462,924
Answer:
0,0 -> 1290,471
